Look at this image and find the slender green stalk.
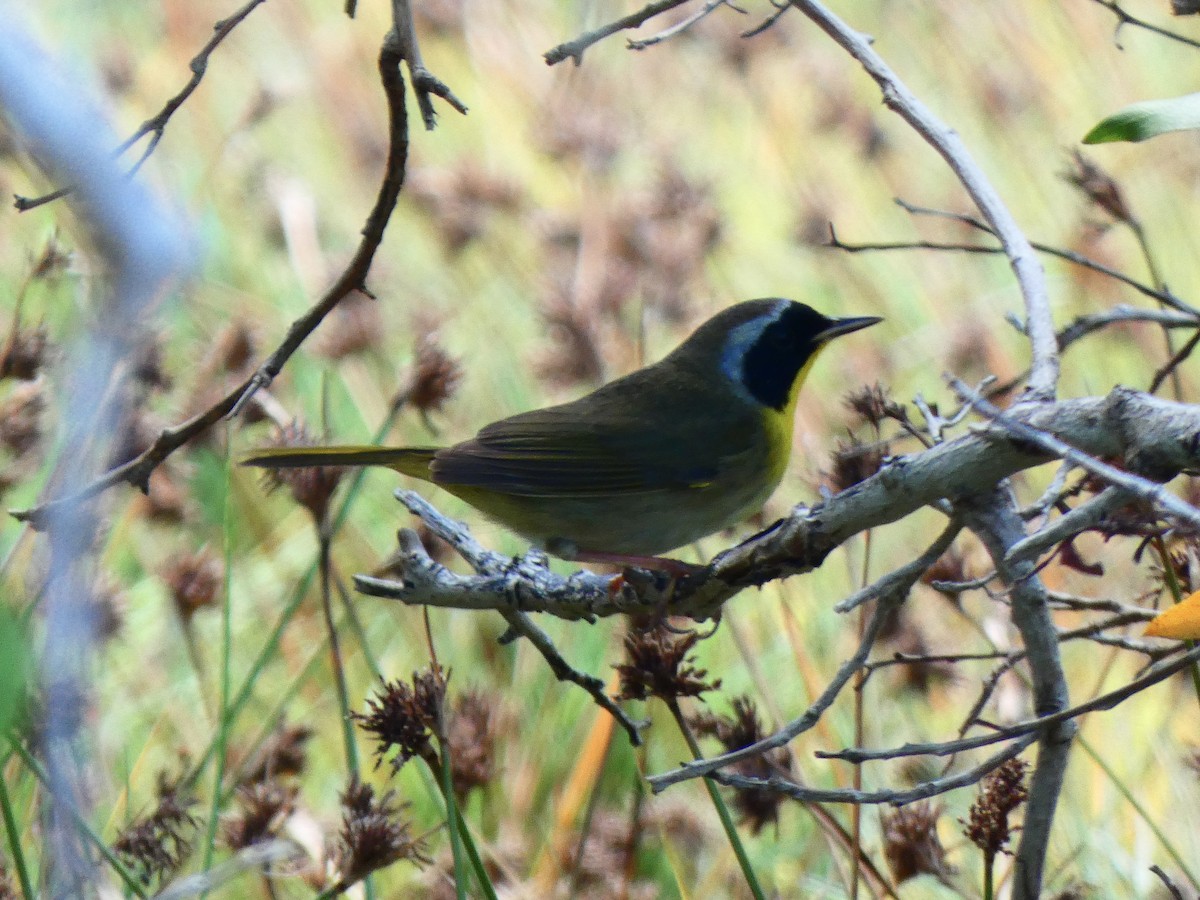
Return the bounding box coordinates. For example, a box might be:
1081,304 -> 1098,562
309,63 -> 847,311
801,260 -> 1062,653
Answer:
181,410 -> 398,794
317,529 -> 361,776
439,749 -> 467,900
8,739 -> 147,898
415,759 -> 499,900
0,766 -> 34,899
199,432 -> 236,886
982,851 -> 994,900
665,699 -> 766,900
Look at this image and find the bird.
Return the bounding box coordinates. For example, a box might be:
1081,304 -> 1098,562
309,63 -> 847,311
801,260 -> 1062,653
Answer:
244,298 -> 880,571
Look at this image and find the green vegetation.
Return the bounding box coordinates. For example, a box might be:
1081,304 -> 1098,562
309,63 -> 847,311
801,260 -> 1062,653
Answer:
2,1 -> 1200,896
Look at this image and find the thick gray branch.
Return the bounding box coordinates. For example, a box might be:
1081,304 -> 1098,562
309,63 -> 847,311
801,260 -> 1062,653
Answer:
359,388 -> 1200,622
963,489 -> 1072,900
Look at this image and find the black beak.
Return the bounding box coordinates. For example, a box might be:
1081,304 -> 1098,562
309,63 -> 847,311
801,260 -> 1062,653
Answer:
817,315 -> 883,342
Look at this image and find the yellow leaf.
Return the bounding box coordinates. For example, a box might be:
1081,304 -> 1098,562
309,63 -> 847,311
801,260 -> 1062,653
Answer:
1145,590 -> 1200,639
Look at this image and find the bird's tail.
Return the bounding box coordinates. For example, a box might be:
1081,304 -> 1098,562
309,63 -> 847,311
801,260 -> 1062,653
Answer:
241,445 -> 439,480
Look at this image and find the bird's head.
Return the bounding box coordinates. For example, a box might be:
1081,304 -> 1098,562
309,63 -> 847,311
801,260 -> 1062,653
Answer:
672,298 -> 882,411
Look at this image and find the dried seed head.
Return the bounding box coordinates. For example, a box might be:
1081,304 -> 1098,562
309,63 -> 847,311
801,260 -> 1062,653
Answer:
332,780 -> 430,889
223,780 -> 297,850
402,335 -> 462,417
961,758 -> 1029,859
1063,150 -> 1134,226
0,322 -> 48,381
352,668 -> 446,775
240,721 -> 314,786
825,433 -> 887,494
130,338 -> 172,393
845,384 -> 908,430
690,696 -> 789,832
560,807 -> 654,898
881,801 -> 951,884
162,549 -> 223,621
0,381 -> 44,457
260,422 -> 343,522
113,781 -> 198,888
447,691 -> 500,800
317,292 -> 384,360
615,625 -> 720,702
407,163 -> 523,254
537,290 -> 606,386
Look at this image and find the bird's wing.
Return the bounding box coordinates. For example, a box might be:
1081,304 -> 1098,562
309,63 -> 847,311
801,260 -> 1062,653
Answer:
430,389 -> 757,498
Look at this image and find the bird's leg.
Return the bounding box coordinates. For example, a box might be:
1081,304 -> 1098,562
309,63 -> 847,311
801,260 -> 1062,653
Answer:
570,550 -> 705,578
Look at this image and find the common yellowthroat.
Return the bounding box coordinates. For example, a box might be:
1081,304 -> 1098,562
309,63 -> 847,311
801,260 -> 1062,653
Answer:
244,299 -> 880,569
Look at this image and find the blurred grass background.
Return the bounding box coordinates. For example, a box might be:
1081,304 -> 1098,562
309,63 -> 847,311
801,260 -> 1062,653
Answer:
3,0 -> 1200,896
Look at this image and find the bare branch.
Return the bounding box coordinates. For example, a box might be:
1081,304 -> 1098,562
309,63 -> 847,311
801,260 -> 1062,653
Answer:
1088,0 -> 1200,50
390,0 -> 468,130
791,0 -> 1058,397
1005,487 -> 1132,567
14,0 -> 268,211
382,493 -> 646,745
628,0 -> 745,50
712,734 -> 1037,805
544,0 -> 692,65
357,388 -> 1200,623
818,643 -> 1200,764
950,380 -> 1200,532
12,33 -> 413,530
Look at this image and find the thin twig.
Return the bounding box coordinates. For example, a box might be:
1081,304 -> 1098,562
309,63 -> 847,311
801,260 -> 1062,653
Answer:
544,0 -> 692,65
835,520 -> 961,613
950,379 -> 1200,532
1005,487 -> 1131,566
390,492 -> 646,746
12,34 -> 413,530
828,218 -> 1199,319
1150,328 -> 1200,394
628,0 -> 744,50
710,734 -> 1037,805
1088,0 -> 1200,50
793,1 -> 1058,397
14,0 -> 269,211
390,0 -> 468,130
817,643 -> 1200,764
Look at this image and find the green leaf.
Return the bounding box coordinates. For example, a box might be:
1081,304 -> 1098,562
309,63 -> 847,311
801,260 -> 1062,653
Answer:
1084,92 -> 1200,143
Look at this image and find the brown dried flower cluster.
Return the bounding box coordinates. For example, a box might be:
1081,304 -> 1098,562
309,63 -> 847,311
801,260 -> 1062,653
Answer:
401,334 -> 463,420
845,383 -> 909,431
616,625 -> 720,703
881,801 -> 952,884
161,548 -> 223,621
352,667 -> 447,774
260,421 -> 344,522
691,696 -> 789,832
112,780 -> 198,888
331,780 -> 430,890
407,163 -> 523,255
1062,149 -> 1135,226
223,780 -> 298,850
962,758 -> 1029,860
446,690 -> 501,800
825,432 -> 887,494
